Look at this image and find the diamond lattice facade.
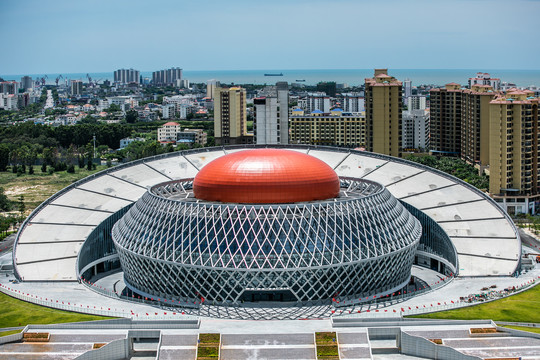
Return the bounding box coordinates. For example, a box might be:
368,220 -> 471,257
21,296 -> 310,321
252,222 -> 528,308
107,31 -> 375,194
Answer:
112,174 -> 422,306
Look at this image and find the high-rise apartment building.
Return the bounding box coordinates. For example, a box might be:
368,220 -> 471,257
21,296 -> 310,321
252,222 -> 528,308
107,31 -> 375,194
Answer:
403,78 -> 412,106
406,96 -> 427,110
429,83 -> 462,155
70,80 -> 83,96
290,108 -> 366,147
402,109 -> 429,150
364,69 -> 402,157
152,68 -> 182,86
0,81 -> 19,94
461,85 -> 496,166
207,79 -> 220,99
253,82 -> 289,145
214,87 -> 252,145
489,90 -> 539,200
340,93 -> 365,113
114,69 -> 140,84
20,76 -> 33,91
305,93 -> 331,113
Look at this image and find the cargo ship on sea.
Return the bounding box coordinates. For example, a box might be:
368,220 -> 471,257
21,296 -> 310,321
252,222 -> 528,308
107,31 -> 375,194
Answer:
264,72 -> 283,76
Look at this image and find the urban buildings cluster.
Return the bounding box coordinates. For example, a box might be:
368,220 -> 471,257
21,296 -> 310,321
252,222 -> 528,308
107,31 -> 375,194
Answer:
2,66 -> 540,215
157,121 -> 207,146
430,80 -> 540,214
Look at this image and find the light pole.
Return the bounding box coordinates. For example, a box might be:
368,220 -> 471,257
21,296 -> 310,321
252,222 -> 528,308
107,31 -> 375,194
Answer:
93,135 -> 96,160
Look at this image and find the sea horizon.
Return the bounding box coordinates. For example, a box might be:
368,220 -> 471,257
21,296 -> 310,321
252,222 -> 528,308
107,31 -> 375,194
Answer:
2,68 -> 540,88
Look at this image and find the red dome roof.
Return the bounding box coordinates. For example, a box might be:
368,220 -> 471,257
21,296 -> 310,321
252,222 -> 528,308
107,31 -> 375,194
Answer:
193,149 -> 340,204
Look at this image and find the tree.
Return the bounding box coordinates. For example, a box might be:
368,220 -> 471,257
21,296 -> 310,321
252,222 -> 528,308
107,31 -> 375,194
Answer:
97,145 -> 109,157
0,188 -> 11,211
0,144 -> 9,172
78,155 -> 85,168
125,110 -> 138,124
105,104 -> 121,113
17,195 -> 25,215
79,115 -> 97,124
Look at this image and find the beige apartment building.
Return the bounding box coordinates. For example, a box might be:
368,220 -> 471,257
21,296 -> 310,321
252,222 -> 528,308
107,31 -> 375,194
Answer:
364,69 -> 402,157
489,90 -> 539,213
461,85 -> 496,166
429,83 -> 462,156
289,108 -> 366,147
214,87 -> 252,145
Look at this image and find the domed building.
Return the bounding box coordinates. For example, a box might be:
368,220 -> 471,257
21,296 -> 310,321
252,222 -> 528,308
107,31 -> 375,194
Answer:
111,149 -> 422,306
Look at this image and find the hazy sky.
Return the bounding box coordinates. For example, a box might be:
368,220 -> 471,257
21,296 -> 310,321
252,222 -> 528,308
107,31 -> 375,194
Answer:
1,0 -> 539,74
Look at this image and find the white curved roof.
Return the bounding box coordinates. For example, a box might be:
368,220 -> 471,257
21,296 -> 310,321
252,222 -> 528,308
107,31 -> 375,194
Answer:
13,146 -> 520,281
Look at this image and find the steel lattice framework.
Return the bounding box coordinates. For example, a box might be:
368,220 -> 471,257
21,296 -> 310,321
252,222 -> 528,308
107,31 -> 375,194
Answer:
112,178 -> 421,306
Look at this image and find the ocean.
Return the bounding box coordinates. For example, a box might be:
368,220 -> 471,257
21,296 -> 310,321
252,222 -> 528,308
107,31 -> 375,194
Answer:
2,69 -> 540,88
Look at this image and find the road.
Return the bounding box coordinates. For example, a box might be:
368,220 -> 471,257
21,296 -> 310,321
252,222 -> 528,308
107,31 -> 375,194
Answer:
519,228 -> 540,252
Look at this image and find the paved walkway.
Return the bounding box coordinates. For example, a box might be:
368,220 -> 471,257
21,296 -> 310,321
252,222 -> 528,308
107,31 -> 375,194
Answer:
2,261 -> 539,323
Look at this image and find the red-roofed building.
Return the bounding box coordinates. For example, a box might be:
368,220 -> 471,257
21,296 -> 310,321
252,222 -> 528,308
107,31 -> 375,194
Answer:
158,122 -> 181,142
468,72 -> 501,90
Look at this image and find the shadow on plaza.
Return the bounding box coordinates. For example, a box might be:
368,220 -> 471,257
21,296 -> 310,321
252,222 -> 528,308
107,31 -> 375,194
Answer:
116,277 -> 431,321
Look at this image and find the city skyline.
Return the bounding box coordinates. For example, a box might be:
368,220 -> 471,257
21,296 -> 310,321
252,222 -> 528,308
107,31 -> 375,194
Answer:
1,0 -> 540,74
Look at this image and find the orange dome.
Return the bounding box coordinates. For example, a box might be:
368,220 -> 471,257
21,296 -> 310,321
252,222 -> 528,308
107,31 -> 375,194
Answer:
193,149 -> 340,204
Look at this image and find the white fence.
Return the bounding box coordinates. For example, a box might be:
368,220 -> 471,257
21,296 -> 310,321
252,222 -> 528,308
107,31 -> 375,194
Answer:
0,282 -> 198,321
335,276 -> 540,318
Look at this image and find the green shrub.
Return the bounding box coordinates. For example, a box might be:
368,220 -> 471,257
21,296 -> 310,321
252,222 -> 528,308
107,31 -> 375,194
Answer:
199,333 -> 220,344
316,345 -> 339,357
197,346 -> 219,357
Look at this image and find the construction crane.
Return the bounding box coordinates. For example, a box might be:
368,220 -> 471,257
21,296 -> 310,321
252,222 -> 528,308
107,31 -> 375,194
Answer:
40,75 -> 48,86
55,75 -> 63,86
86,73 -> 92,86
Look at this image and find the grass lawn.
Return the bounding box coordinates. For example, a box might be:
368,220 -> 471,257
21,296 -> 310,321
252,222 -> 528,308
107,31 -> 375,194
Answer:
0,165 -> 107,212
0,329 -> 21,337
410,283 -> 540,323
502,325 -> 540,334
0,292 -> 111,328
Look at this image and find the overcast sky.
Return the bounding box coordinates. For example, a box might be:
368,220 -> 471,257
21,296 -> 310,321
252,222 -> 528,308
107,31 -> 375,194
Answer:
1,0 -> 539,74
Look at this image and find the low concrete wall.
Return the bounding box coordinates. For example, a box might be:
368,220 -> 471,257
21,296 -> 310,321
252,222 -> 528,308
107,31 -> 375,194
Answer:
496,326 -> 540,339
497,321 -> 540,328
128,329 -> 161,338
332,317 -> 494,328
0,326 -> 26,345
400,331 -> 482,360
26,318 -> 199,330
74,338 -> 129,360
367,327 -> 400,340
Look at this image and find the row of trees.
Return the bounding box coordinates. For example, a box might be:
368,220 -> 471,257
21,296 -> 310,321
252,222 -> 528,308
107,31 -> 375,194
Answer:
405,155 -> 489,190
0,122 -> 132,171
0,122 -> 132,149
